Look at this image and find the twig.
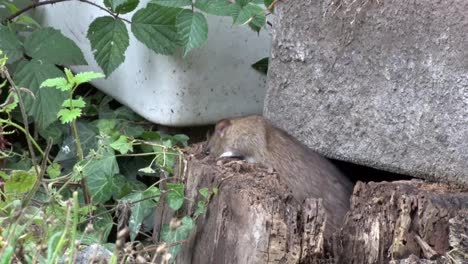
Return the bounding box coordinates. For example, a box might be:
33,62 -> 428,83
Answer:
1,69 -> 40,178
22,139 -> 52,208
415,234 -> 439,260
3,0 -> 131,25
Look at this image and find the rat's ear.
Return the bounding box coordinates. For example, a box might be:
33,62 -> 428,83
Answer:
215,119 -> 231,137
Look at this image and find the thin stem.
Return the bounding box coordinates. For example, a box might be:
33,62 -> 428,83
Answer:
22,139 -> 52,208
0,118 -> 49,161
3,0 -> 131,25
2,69 -> 40,177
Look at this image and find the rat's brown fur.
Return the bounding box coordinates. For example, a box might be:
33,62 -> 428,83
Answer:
207,115 -> 353,231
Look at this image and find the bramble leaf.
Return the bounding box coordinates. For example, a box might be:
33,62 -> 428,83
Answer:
176,10 -> 208,56
131,4 -> 182,54
24,27 -> 86,65
0,26 -> 23,63
87,16 -> 129,76
14,59 -> 68,130
57,108 -> 82,124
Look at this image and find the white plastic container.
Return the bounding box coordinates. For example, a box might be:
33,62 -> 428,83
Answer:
34,1 -> 270,126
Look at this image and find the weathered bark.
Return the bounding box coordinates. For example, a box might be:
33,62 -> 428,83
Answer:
338,180 -> 468,264
153,150 -> 468,264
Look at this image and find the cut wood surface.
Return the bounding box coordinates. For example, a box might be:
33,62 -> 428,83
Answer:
153,146 -> 468,264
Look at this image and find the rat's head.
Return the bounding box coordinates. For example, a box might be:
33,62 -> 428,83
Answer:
206,115 -> 267,162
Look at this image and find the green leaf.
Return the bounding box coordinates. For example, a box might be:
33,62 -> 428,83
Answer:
47,163 -> 61,178
161,216 -> 194,257
151,0 -> 191,7
0,26 -> 23,63
57,108 -> 82,124
194,0 -> 238,16
40,77 -> 73,91
87,16 -> 129,76
131,4 -> 182,55
171,134 -> 189,147
248,10 -> 266,32
166,183 -> 185,210
62,97 -> 86,109
96,119 -> 117,135
199,187 -> 209,199
24,27 -> 86,65
13,59 -> 68,130
83,148 -> 120,204
176,10 -> 208,56
121,187 -> 160,240
251,57 -> 268,74
104,0 -> 140,14
232,2 -> 264,25
194,201 -> 206,217
110,135 -> 133,154
74,71 -> 105,85
212,187 -> 219,195
4,170 -> 37,194
264,0 -> 273,8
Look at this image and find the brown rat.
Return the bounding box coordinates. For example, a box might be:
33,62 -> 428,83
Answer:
206,115 -> 353,231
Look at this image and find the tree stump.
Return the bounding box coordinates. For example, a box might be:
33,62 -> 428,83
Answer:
153,146 -> 468,264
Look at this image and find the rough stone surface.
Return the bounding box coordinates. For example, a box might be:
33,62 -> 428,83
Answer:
264,0 -> 468,185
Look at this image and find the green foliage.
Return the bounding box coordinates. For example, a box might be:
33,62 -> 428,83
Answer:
131,4 -> 182,55
24,27 -> 86,65
121,186 -> 160,240
87,16 -> 129,75
40,68 -> 104,124
0,0 -> 275,259
104,0 -> 140,14
166,183 -> 185,210
0,26 -> 23,63
13,59 -> 68,130
176,10 -> 209,56
161,216 -> 195,256
251,57 -> 269,74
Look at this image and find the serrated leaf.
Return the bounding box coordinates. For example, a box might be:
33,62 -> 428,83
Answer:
47,163 -> 61,178
121,187 -> 160,240
131,4 -> 182,55
75,71 -> 105,85
83,148 -> 120,204
0,26 -> 23,63
62,97 -> 86,109
104,0 -> 140,14
110,135 -> 133,154
161,216 -> 194,257
166,183 -> 185,210
251,57 -> 268,74
40,77 -> 73,91
248,9 -> 266,32
4,170 -> 37,194
232,2 -> 264,25
151,0 -> 191,7
194,0 -> 238,16
176,10 -> 208,56
87,16 -> 129,76
57,108 -> 82,124
13,59 -> 68,130
24,27 -> 86,65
